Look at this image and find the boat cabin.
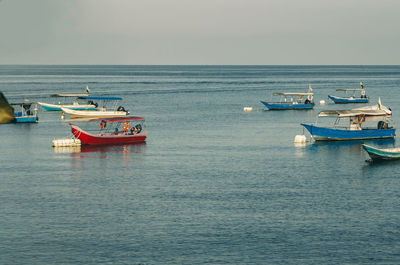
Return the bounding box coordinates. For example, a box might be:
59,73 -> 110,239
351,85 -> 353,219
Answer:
11,102 -> 39,123
316,109 -> 392,130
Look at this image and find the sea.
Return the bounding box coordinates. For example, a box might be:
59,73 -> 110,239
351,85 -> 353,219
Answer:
1,65 -> 400,264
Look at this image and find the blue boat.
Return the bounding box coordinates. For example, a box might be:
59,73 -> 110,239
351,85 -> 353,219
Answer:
261,86 -> 314,110
328,82 -> 369,104
11,103 -> 39,123
362,144 -> 400,161
301,109 -> 395,141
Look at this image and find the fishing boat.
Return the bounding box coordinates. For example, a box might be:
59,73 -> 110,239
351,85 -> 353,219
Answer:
11,102 -> 39,123
301,108 -> 395,141
261,85 -> 314,110
38,93 -> 96,111
328,82 -> 368,104
61,96 -> 128,119
362,144 -> 400,161
70,116 -> 147,145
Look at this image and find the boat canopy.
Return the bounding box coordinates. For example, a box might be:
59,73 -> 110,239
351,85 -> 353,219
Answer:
10,102 -> 36,106
318,109 -> 389,118
51,93 -> 89,97
272,92 -> 313,96
336,89 -> 364,91
78,96 -> 123,101
90,116 -> 145,122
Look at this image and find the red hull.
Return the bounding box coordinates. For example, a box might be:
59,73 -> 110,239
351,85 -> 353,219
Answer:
71,124 -> 147,145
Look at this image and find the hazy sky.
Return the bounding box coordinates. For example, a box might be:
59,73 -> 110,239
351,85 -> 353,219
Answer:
0,0 -> 399,64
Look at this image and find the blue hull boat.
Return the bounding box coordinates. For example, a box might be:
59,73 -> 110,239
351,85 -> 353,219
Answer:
301,123 -> 395,141
261,101 -> 313,110
362,144 -> 400,161
328,95 -> 369,104
12,103 -> 39,123
14,115 -> 38,123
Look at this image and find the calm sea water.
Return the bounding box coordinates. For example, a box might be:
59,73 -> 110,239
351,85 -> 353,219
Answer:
1,65 -> 400,264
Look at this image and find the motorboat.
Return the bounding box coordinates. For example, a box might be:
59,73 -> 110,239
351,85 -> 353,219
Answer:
301,108 -> 395,141
328,82 -> 369,104
38,93 -> 96,111
11,102 -> 39,123
61,96 -> 128,119
362,144 -> 400,161
70,116 -> 147,145
261,85 -> 314,110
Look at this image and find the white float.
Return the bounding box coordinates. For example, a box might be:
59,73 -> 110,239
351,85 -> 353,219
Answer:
294,134 -> 307,143
243,107 -> 253,112
320,100 -> 326,105
52,138 -> 81,147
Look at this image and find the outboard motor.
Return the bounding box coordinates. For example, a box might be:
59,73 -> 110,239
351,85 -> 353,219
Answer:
377,121 -> 388,129
135,124 -> 142,133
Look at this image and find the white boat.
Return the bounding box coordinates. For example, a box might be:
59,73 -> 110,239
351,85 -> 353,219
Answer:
61,107 -> 127,119
61,96 -> 129,119
38,93 -> 96,111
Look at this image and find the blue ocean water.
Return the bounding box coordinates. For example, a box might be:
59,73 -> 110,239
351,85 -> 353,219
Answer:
1,65 -> 400,264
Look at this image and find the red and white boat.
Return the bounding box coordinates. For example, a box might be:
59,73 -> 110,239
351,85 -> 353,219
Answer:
70,116 -> 147,145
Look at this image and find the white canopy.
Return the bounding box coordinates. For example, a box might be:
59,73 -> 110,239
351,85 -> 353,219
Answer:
272,92 -> 313,96
318,109 -> 389,117
336,89 -> 364,91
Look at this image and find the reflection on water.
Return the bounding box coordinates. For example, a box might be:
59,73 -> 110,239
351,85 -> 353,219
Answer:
294,142 -> 308,158
80,142 -> 147,154
63,143 -> 148,169
52,142 -> 147,154
303,138 -> 396,164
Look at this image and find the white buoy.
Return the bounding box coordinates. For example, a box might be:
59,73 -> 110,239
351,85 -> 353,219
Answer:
294,134 -> 307,144
52,138 -> 81,147
243,107 -> 253,112
320,100 -> 326,105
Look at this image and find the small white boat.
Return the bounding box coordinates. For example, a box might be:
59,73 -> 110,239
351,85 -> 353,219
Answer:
61,107 -> 127,119
38,93 -> 96,111
61,96 -> 128,119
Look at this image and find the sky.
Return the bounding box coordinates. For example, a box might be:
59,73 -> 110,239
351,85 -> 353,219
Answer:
0,0 -> 399,65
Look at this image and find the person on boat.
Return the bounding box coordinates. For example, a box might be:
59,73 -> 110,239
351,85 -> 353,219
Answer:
350,117 -> 362,131
130,127 -> 136,135
114,127 -> 119,135
360,82 -> 367,98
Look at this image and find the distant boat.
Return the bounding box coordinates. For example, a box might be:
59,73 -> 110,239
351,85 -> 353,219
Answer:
328,82 -> 369,104
70,116 -> 147,145
61,96 -> 128,119
301,108 -> 395,141
362,144 -> 400,161
11,102 -> 39,123
38,93 -> 96,111
261,85 -> 314,110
